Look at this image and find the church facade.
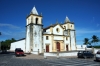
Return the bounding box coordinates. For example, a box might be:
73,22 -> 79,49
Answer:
10,7 -> 76,54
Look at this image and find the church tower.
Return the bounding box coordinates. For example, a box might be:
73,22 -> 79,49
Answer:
25,7 -> 43,54
64,17 -> 76,50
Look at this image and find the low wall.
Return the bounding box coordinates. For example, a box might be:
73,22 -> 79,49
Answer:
44,52 -> 78,57
94,48 -> 100,54
31,51 -> 38,54
44,48 -> 100,57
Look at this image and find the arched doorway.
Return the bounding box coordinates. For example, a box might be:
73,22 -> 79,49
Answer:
46,45 -> 49,52
56,42 -> 60,51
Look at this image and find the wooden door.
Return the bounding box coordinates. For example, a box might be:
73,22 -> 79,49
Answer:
56,42 -> 60,51
66,45 -> 68,51
46,45 -> 49,52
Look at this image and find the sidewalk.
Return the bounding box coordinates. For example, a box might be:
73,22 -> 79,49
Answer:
16,54 -> 77,59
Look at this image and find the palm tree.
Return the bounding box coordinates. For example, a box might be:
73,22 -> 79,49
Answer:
0,32 -> 1,35
0,32 -> 1,50
91,35 -> 99,46
83,38 -> 90,45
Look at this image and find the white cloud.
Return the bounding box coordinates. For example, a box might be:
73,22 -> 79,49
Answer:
76,30 -> 100,34
76,28 -> 100,37
0,23 -> 20,29
0,23 -> 25,40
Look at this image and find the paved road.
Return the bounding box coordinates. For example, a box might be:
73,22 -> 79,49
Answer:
0,52 -> 100,66
40,58 -> 100,66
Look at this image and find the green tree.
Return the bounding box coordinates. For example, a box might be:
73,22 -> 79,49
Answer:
83,38 -> 90,45
91,35 -> 99,45
0,32 -> 1,35
1,38 -> 16,50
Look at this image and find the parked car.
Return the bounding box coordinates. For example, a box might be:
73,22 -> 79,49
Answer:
95,50 -> 100,61
77,51 -> 94,59
15,50 -> 24,57
15,48 -> 21,52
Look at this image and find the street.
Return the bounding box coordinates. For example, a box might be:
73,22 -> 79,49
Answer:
0,52 -> 100,66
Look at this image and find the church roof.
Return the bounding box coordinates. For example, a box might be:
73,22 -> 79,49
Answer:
30,6 -> 38,15
65,16 -> 70,23
43,23 -> 63,30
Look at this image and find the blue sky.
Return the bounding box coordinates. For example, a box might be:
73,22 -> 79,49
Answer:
0,0 -> 100,45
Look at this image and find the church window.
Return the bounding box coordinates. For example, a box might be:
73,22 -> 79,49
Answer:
66,37 -> 68,40
46,36 -> 49,40
36,18 -> 38,24
56,28 -> 59,32
71,25 -> 72,27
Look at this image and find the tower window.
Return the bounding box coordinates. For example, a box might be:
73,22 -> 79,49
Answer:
46,36 -> 49,40
71,25 -> 72,27
66,37 -> 68,40
36,18 -> 38,24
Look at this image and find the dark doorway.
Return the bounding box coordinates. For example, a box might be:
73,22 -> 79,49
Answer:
66,45 -> 68,51
46,45 -> 49,52
56,42 -> 60,51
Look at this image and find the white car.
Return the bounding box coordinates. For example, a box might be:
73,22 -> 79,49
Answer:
95,50 -> 100,61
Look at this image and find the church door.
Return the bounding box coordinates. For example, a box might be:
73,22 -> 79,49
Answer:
66,45 -> 68,51
56,42 -> 60,51
46,45 -> 49,52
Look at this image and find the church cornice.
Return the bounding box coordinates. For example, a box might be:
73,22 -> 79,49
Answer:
26,23 -> 43,27
26,14 -> 42,19
66,29 -> 75,31
61,22 -> 74,25
43,34 -> 69,37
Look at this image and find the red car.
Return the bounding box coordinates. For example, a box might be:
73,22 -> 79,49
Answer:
15,50 -> 24,57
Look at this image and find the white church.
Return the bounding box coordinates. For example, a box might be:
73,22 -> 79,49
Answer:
10,7 -> 77,54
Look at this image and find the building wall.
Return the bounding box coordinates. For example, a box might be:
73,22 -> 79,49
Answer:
70,30 -> 76,50
64,36 -> 70,51
62,24 -> 68,30
10,39 -> 25,51
43,35 -> 52,52
25,25 -> 30,52
33,25 -> 42,53
53,25 -> 63,35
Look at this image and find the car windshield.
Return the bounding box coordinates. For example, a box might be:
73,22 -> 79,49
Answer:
17,50 -> 23,52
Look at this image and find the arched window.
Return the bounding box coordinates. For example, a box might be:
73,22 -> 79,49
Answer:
36,18 -> 38,24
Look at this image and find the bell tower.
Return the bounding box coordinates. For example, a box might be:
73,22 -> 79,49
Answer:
25,6 -> 43,54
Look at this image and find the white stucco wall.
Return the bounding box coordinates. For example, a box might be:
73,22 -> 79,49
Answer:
69,24 -> 74,30
46,29 -> 51,34
33,25 -> 43,53
10,39 -> 25,51
25,25 -> 30,52
54,36 -> 63,40
53,25 -> 63,35
62,24 -> 68,30
70,31 -> 76,50
64,37 -> 70,50
43,35 -> 52,52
